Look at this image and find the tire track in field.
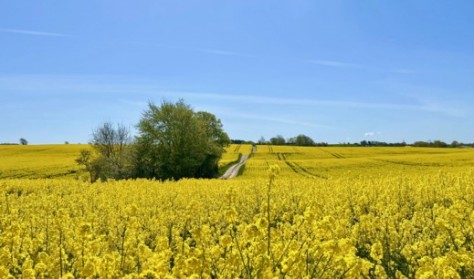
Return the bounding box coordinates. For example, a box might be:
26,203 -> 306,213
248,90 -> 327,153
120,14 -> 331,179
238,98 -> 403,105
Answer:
280,153 -> 328,179
234,144 -> 241,152
373,159 -> 441,167
319,148 -> 344,159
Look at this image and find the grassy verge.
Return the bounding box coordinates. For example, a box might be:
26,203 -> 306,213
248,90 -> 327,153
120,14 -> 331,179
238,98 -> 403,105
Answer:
237,162 -> 246,176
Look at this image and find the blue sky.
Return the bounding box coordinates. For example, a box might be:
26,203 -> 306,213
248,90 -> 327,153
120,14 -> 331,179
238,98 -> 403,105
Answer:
1,1 -> 473,144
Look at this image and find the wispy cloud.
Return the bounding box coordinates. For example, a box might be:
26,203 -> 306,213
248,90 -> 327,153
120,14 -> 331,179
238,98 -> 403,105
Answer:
391,69 -> 416,74
174,91 -> 458,114
406,95 -> 467,117
0,28 -> 71,37
220,111 -> 332,129
0,74 -> 467,117
183,91 -> 471,117
307,59 -> 366,69
127,41 -> 248,57
364,132 -> 382,138
307,59 -> 416,74
198,48 -> 244,56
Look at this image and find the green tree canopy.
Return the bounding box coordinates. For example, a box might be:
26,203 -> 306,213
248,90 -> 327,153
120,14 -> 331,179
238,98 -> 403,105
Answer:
269,135 -> 286,145
288,134 -> 315,146
134,100 -> 230,180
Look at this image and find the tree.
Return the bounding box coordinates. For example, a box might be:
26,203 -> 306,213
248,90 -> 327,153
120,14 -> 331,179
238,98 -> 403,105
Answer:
432,140 -> 448,148
451,140 -> 461,148
413,141 -> 429,147
76,122 -> 133,182
288,134 -> 315,146
413,140 -> 448,148
19,138 -> 28,145
134,100 -> 230,180
269,135 -> 286,145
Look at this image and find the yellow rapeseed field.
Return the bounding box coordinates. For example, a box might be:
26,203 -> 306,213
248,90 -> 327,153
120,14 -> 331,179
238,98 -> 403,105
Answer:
1,145 -> 474,277
0,144 -> 249,179
245,145 -> 474,179
0,145 -> 87,179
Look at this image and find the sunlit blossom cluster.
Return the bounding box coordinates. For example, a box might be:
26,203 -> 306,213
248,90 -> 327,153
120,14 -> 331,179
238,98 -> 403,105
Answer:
1,165 -> 474,277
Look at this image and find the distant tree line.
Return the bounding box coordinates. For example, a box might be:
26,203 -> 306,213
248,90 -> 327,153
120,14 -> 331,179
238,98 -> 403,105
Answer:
355,140 -> 407,147
245,135 -> 473,148
412,140 -> 467,148
331,140 -> 472,148
230,139 -> 254,145
77,100 -> 230,182
255,134 -> 328,146
0,138 -> 28,145
356,140 -> 469,148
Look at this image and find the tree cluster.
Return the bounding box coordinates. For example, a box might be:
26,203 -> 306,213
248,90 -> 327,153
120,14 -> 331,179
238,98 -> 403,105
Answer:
259,134 -> 327,146
230,139 -> 254,145
338,140 -> 469,148
359,140 -> 407,147
77,100 -> 230,182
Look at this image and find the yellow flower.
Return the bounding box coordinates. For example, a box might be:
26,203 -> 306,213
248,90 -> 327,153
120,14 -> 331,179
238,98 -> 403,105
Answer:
220,234 -> 232,248
224,208 -> 238,222
268,164 -> 281,178
210,245 -> 221,259
418,271 -> 436,279
0,248 -> 11,266
185,256 -> 200,271
370,242 -> 383,263
34,262 -> 47,275
245,224 -> 260,239
22,258 -> 34,269
140,270 -> 159,279
0,266 -> 10,278
22,269 -> 35,279
82,260 -> 96,277
126,204 -> 139,216
257,217 -> 268,229
79,222 -> 92,237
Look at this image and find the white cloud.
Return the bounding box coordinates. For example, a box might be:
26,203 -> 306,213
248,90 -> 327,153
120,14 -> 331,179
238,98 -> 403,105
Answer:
0,28 -> 71,37
364,131 -> 383,138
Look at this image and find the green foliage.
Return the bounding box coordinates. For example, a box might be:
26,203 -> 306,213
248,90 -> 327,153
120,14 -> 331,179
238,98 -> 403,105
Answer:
413,140 -> 449,148
76,123 -> 133,182
269,135 -> 286,145
288,134 -> 315,146
134,100 -> 230,180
